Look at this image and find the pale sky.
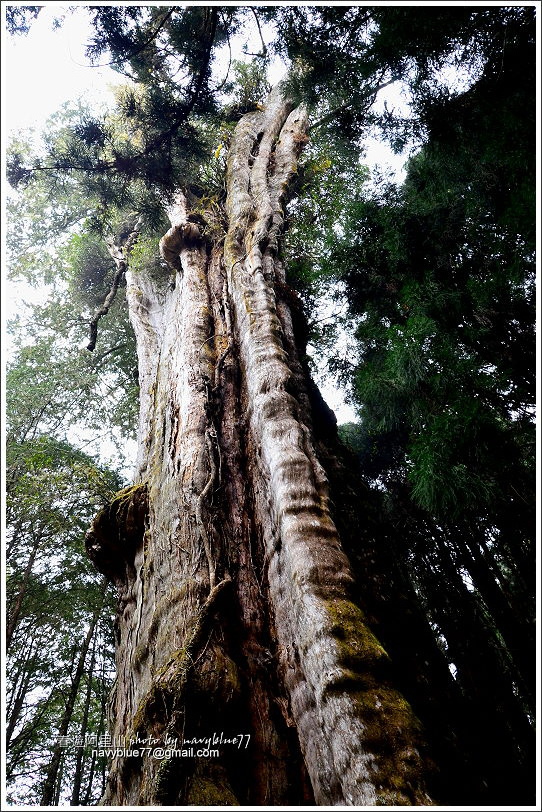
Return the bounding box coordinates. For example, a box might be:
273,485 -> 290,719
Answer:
3,4 -> 122,131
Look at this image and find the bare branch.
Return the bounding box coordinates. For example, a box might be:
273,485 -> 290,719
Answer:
309,77 -> 398,132
246,8 -> 267,58
86,218 -> 142,351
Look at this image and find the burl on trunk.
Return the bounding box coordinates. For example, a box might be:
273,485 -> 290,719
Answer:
86,88 -> 433,806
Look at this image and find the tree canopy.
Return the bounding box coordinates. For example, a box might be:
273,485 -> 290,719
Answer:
5,4 -> 536,806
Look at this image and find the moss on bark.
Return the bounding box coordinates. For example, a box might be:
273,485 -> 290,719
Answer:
85,484 -> 148,583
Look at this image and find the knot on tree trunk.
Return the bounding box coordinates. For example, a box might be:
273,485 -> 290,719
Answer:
86,484 -> 148,583
159,220 -> 203,273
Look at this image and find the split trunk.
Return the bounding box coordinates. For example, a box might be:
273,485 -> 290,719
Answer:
86,89 -> 433,806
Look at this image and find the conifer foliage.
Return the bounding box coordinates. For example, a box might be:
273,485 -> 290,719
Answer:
5,5 -> 536,806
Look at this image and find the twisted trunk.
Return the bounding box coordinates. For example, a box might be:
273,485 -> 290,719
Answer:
87,88 -> 433,806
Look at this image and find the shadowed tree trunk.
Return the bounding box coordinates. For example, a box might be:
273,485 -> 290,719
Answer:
86,88 -> 434,806
40,608 -> 101,805
6,530 -> 41,651
6,634 -> 39,750
71,633 -> 98,806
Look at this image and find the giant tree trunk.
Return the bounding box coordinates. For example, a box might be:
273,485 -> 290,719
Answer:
86,88 -> 433,806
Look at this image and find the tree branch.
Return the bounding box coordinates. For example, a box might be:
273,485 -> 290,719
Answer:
18,10 -> 219,185
144,8 -> 218,156
86,218 -> 142,351
246,8 -> 267,58
213,10 -> 233,92
309,77 -> 398,131
84,8 -> 176,69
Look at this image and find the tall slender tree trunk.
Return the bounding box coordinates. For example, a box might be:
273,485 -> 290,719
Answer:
87,88 -> 434,806
71,632 -> 98,806
6,635 -> 38,749
40,609 -> 100,805
6,530 -> 41,650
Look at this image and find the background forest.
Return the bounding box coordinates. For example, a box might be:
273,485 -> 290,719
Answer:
4,3 -> 536,807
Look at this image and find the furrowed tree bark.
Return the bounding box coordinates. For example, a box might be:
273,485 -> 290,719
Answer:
87,87 -> 434,806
